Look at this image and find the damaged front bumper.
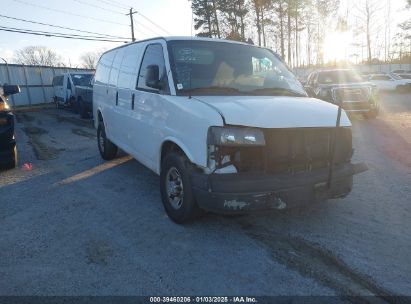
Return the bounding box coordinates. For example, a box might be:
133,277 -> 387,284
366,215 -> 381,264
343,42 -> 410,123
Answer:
191,162 -> 368,213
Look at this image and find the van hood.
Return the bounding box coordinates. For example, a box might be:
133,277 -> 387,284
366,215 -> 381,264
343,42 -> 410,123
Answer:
193,96 -> 351,128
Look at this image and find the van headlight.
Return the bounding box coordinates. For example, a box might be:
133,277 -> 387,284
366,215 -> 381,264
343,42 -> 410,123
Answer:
0,101 -> 10,112
207,126 -> 265,146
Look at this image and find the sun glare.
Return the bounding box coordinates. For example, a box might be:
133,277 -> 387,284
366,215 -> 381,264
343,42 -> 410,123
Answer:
323,31 -> 352,63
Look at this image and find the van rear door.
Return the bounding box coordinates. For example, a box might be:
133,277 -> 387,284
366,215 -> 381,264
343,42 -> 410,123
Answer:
53,75 -> 64,102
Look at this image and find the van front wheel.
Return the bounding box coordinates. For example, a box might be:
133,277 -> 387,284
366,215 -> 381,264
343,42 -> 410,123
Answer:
160,152 -> 202,224
97,122 -> 118,160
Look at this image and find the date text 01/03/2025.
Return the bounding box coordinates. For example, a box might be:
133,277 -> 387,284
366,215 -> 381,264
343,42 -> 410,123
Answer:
149,296 -> 257,303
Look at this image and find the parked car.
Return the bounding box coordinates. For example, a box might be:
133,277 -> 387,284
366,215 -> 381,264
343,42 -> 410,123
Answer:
0,84 -> 20,169
368,73 -> 411,92
52,72 -> 94,111
304,69 -> 380,119
74,76 -> 94,118
93,37 -> 367,223
359,72 -> 371,81
396,73 -> 411,80
391,69 -> 411,74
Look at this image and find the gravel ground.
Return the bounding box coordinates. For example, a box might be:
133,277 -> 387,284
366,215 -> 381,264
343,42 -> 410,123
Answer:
0,93 -> 410,298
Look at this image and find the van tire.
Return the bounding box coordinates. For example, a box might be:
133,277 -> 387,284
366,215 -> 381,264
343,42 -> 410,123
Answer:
97,122 -> 118,160
78,98 -> 88,119
54,97 -> 62,109
2,146 -> 18,170
70,97 -> 78,113
160,152 -> 203,224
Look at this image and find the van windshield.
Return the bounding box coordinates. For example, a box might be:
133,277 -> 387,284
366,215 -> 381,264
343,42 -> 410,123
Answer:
70,74 -> 93,86
167,40 -> 306,97
317,70 -> 363,84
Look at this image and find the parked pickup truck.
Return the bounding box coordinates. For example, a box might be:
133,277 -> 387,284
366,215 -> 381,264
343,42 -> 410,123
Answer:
94,37 -> 368,223
305,69 -> 380,119
0,84 -> 20,169
73,76 -> 94,118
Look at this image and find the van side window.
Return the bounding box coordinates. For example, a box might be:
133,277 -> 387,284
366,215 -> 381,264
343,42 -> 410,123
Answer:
118,44 -> 141,89
137,44 -> 168,93
95,51 -> 116,84
67,78 -> 72,90
109,48 -> 125,86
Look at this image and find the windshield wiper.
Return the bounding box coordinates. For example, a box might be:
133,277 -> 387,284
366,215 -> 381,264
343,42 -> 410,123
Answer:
249,87 -> 307,97
179,86 -> 244,95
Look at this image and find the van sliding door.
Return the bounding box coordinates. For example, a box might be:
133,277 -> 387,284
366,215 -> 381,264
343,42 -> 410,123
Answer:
106,48 -> 125,146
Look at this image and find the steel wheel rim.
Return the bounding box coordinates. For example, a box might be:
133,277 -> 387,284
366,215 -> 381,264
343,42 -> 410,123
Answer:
166,167 -> 184,210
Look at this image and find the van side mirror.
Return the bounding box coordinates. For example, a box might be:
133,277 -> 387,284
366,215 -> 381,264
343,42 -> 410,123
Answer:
145,65 -> 161,89
3,85 -> 21,96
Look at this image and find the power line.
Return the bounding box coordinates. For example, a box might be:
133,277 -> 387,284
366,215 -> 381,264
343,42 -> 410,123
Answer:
0,25 -> 129,42
72,0 -> 124,15
0,25 -> 124,39
0,14 -> 128,39
135,11 -> 172,35
12,0 -> 129,27
104,0 -> 130,9
91,0 -> 129,10
131,17 -> 151,37
132,16 -> 163,37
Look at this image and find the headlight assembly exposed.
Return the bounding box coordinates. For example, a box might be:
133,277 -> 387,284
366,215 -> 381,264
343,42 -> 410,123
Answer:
207,126 -> 265,146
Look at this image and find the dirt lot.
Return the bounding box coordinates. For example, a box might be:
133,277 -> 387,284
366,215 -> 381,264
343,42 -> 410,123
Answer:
0,93 -> 410,298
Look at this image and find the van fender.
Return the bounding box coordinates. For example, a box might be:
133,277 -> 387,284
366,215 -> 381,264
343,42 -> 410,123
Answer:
158,137 -> 199,174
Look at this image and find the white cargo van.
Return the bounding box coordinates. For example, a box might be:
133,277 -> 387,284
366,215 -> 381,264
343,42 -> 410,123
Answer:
93,37 -> 367,223
52,72 -> 94,108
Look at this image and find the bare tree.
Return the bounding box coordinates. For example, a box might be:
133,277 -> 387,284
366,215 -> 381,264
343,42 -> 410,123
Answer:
14,46 -> 63,66
80,50 -> 105,69
354,0 -> 383,63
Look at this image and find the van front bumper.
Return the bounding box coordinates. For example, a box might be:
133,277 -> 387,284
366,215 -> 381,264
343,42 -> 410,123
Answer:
190,162 -> 368,213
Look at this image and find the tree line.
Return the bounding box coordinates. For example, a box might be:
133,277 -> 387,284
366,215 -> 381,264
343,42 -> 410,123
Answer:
191,0 -> 411,67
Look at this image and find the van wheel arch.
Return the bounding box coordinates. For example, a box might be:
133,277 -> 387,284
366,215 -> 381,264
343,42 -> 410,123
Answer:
161,141 -> 186,165
97,110 -> 104,123
160,141 -> 199,170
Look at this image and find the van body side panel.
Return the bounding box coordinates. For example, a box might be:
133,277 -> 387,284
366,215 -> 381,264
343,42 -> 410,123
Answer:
152,95 -> 224,174
108,48 -> 128,148
95,39 -> 224,174
118,43 -> 146,160
93,50 -> 116,136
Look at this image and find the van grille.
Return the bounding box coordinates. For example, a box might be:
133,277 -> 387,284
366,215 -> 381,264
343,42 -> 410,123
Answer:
333,87 -> 370,102
232,128 -> 352,174
263,128 -> 352,174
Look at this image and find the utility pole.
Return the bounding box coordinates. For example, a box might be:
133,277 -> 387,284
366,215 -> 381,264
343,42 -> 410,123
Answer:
126,8 -> 137,42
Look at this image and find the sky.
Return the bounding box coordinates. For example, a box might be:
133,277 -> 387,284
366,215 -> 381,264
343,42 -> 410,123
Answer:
0,0 -> 409,67
0,0 -> 193,66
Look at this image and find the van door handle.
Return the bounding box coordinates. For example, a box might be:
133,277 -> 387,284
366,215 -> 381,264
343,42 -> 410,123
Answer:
131,93 -> 135,110
115,91 -> 118,106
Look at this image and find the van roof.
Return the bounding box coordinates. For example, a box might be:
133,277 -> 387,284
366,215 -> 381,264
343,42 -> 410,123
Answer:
101,36 -> 256,56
